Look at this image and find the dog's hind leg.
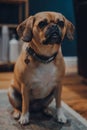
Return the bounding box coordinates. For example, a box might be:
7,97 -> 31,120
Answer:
8,86 -> 22,119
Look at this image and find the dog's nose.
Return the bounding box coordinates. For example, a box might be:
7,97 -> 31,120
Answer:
45,24 -> 60,38
48,24 -> 59,34
44,24 -> 62,45
51,24 -> 58,31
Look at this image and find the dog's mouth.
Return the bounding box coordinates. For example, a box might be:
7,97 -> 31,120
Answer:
43,33 -> 62,45
49,33 -> 61,43
43,24 -> 62,45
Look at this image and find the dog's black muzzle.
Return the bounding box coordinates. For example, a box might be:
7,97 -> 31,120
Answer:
43,24 -> 62,45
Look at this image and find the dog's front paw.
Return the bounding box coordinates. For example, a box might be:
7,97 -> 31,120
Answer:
57,108 -> 67,123
57,113 -> 67,123
18,112 -> 29,125
13,110 -> 21,119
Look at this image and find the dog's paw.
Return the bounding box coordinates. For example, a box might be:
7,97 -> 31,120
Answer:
57,113 -> 67,123
13,110 -> 21,119
18,112 -> 29,125
43,108 -> 53,117
57,107 -> 67,123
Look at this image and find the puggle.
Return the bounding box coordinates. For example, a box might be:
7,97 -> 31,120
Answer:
8,11 -> 74,125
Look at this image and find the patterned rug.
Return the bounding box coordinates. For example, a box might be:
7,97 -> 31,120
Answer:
0,91 -> 87,130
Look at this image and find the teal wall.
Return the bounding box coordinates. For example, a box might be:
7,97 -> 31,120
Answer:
30,0 -> 77,56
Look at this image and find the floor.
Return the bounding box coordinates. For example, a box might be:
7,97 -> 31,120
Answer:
0,71 -> 87,120
62,74 -> 87,120
1,92 -> 87,130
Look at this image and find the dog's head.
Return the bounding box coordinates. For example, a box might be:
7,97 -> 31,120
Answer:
17,12 -> 75,55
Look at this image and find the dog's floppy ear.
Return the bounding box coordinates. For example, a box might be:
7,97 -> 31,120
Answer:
65,19 -> 75,40
17,16 -> 35,42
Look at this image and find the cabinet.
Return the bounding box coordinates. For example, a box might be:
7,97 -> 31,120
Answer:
0,0 -> 29,72
0,0 -> 29,27
74,0 -> 87,78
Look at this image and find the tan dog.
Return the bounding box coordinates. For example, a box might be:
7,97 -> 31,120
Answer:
8,12 -> 74,125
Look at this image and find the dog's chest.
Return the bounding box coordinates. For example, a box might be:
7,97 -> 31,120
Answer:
30,63 -> 57,99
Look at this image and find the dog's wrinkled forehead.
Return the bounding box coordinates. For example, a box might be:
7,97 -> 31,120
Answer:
34,12 -> 64,24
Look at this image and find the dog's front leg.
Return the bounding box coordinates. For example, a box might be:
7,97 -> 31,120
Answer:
55,82 -> 67,123
19,84 -> 30,125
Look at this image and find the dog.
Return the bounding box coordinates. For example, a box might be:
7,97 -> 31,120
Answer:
8,11 -> 74,125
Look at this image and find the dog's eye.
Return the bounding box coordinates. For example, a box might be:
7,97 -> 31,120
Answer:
38,20 -> 48,29
57,20 -> 64,28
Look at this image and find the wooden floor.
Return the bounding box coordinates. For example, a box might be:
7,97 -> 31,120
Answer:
0,72 -> 87,120
62,74 -> 87,120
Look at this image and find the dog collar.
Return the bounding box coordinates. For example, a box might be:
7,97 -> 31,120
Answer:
25,47 -> 58,64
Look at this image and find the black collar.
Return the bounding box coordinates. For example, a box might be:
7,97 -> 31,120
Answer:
25,47 -> 58,64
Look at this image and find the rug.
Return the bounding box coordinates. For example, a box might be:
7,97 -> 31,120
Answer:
0,90 -> 87,130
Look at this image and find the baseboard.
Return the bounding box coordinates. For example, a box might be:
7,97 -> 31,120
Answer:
64,57 -> 78,74
64,56 -> 77,67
